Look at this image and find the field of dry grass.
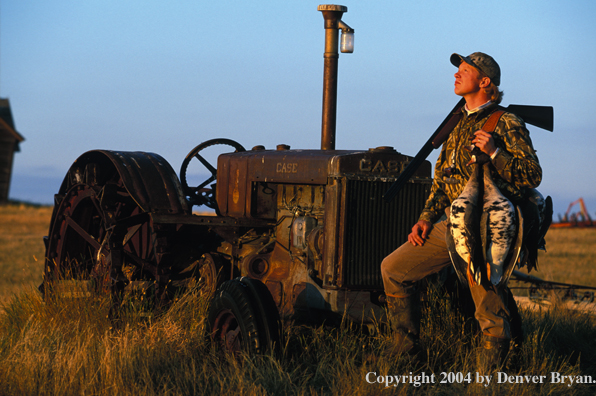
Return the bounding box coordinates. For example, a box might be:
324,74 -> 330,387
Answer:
530,227 -> 596,286
1,202 -> 596,395
0,203 -> 52,303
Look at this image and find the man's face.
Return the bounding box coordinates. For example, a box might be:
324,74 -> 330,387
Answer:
454,62 -> 483,97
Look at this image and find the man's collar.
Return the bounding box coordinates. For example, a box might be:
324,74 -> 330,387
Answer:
464,101 -> 493,115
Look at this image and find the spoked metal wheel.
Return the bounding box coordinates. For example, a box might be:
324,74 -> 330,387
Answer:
43,173 -> 157,298
195,253 -> 227,299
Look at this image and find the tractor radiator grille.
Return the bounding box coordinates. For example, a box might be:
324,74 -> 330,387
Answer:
343,179 -> 430,289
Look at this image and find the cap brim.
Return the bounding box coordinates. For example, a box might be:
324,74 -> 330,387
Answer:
450,53 -> 464,67
450,53 -> 481,73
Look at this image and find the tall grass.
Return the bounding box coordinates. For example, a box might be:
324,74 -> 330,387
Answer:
0,203 -> 52,302
1,283 -> 594,395
532,228 -> 596,286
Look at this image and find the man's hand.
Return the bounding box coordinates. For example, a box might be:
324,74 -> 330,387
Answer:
408,220 -> 433,246
471,130 -> 497,157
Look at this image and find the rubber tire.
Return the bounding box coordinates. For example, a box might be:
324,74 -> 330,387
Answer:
240,277 -> 281,351
208,278 -> 280,355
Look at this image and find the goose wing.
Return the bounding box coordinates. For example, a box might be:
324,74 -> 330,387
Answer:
482,164 -> 517,285
449,165 -> 484,286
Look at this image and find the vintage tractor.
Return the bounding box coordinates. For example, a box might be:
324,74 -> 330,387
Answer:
41,135 -> 432,353
41,5 -> 435,354
41,139 -> 433,350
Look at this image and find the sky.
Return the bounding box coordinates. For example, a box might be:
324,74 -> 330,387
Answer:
1,0 -> 595,219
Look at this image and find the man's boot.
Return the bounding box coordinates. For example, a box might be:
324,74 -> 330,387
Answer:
383,291 -> 421,357
477,335 -> 510,374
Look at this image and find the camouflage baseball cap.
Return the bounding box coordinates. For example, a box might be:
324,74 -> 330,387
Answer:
450,52 -> 501,86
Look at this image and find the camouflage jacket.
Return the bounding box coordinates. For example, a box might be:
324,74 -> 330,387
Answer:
419,103 -> 542,223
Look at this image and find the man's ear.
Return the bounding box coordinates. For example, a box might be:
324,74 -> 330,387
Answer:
479,76 -> 491,88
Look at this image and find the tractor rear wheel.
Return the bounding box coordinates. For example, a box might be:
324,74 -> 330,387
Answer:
43,164 -> 161,300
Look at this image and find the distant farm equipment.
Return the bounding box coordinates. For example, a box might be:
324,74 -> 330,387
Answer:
551,198 -> 594,228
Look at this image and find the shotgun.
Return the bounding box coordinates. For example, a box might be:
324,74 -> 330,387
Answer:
382,101 -> 553,202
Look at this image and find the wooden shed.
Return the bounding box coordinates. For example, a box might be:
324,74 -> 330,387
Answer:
0,98 -> 24,203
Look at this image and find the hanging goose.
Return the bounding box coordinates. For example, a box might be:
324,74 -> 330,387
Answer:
448,164 -> 484,287
480,163 -> 517,285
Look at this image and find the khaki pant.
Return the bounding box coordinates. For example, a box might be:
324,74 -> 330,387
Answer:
381,219 -> 511,339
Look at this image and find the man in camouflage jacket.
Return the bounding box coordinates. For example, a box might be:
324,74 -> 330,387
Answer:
420,105 -> 541,223
380,52 -> 542,371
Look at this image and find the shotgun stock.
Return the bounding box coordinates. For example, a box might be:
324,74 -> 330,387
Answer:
382,98 -> 465,202
383,102 -> 553,202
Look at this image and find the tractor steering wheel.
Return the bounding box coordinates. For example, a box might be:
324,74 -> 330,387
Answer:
180,138 -> 245,208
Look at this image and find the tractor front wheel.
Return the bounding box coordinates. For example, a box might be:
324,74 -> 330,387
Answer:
208,278 -> 280,356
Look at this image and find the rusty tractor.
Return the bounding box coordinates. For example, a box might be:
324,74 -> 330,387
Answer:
41,133 -> 434,352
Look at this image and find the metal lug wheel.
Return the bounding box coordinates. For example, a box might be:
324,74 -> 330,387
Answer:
43,166 -> 157,299
195,253 -> 227,299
